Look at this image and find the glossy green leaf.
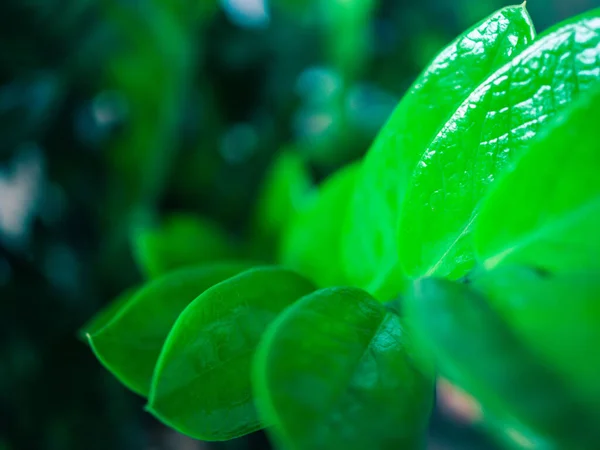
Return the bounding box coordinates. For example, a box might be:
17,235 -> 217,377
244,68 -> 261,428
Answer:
343,4 -> 536,297
475,85 -> 600,273
251,149 -> 313,257
253,287 -> 434,450
406,275 -> 600,447
133,214 -> 239,279
398,9 -> 600,280
148,267 -> 315,441
280,162 -> 359,288
86,263 -> 250,396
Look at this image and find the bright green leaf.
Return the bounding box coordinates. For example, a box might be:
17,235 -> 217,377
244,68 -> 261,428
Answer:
471,266 -> 600,408
86,263 -> 250,396
280,162 -> 359,288
343,4 -> 536,298
406,275 -> 600,447
475,85 -> 600,273
148,267 -> 315,441
398,9 -> 600,280
133,214 -> 239,279
254,287 -> 434,450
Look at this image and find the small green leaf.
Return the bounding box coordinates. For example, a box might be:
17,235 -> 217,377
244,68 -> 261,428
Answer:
133,214 -> 239,279
148,266 -> 315,441
87,263 -> 250,396
406,275 -> 600,447
343,4 -> 536,297
251,149 -> 313,257
280,162 -> 359,288
475,85 -> 600,273
78,286 -> 137,340
253,287 -> 434,450
398,9 -> 600,280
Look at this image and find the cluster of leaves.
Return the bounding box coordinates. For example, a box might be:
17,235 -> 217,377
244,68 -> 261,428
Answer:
84,3 -> 600,449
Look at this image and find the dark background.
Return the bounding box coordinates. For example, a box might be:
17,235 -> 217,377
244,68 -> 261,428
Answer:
1,1 -> 597,449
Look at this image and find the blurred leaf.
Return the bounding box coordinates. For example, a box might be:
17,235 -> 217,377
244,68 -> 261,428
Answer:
251,149 -> 313,258
253,287 -> 434,450
473,266 -> 600,405
148,267 -> 315,441
406,275 -> 600,448
86,263 -> 250,395
133,214 -> 240,279
397,8 -> 600,280
280,162 -> 359,288
474,84 -> 600,273
343,5 -> 536,297
103,1 -> 193,231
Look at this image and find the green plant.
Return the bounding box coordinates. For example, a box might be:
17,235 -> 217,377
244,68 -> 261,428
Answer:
82,4 -> 600,449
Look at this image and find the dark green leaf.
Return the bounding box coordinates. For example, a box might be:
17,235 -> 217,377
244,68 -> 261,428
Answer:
474,85 -> 600,273
133,214 -> 239,279
86,263 -> 250,396
343,5 -> 536,298
254,287 -> 434,450
398,9 -> 600,280
147,266 -> 315,441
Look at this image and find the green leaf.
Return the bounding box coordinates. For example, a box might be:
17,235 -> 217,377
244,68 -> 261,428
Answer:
251,149 -> 313,257
406,275 -> 600,447
133,214 -> 239,279
474,85 -> 600,273
86,263 -> 250,396
148,266 -> 315,441
471,266 -> 600,408
253,287 -> 434,450
78,286 -> 137,340
280,162 -> 360,288
398,9 -> 600,280
343,4 -> 536,298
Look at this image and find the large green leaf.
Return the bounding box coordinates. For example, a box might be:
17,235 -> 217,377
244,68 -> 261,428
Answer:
406,275 -> 600,447
86,263 -> 250,396
133,213 -> 239,279
280,162 -> 360,288
471,266 -> 600,408
342,4 -> 536,298
398,9 -> 600,280
253,287 -> 434,450
474,85 -> 600,273
148,267 -> 315,441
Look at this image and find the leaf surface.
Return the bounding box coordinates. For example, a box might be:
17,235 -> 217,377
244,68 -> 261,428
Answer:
398,9 -> 600,280
474,85 -> 600,272
148,267 -> 315,441
87,263 -> 250,395
406,275 -> 600,447
280,162 -> 359,288
343,4 -> 536,297
254,287 -> 434,450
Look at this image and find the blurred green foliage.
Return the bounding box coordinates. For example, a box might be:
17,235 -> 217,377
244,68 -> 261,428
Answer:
1,0 -> 597,449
